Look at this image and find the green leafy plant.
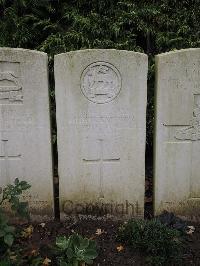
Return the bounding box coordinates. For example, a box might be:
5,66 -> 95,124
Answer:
156,211 -> 188,232
56,233 -> 98,266
0,178 -> 31,219
0,258 -> 11,266
117,219 -> 184,265
0,178 -> 31,253
0,210 -> 15,247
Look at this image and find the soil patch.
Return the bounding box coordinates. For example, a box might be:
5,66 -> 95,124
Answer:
15,218 -> 200,266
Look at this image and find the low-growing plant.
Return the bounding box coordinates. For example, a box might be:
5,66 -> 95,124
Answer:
0,178 -> 31,254
156,211 -> 188,232
117,219 -> 184,265
0,210 -> 15,250
56,233 -> 98,266
0,178 -> 31,219
0,259 -> 11,266
0,244 -> 44,266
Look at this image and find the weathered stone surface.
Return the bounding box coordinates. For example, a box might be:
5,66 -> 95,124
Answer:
55,49 -> 147,219
154,48 -> 200,221
0,48 -> 54,220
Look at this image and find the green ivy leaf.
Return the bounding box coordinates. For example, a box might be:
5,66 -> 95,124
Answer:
0,259 -> 11,266
4,234 -> 14,247
56,236 -> 70,250
84,258 -> 93,265
66,247 -> 74,259
0,229 -> 5,237
14,178 -> 19,185
80,238 -> 89,249
84,248 -> 98,259
19,181 -> 31,190
59,260 -> 69,266
4,225 -> 15,234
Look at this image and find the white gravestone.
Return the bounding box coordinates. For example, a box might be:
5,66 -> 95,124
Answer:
55,49 -> 147,219
0,48 -> 54,220
154,49 -> 200,221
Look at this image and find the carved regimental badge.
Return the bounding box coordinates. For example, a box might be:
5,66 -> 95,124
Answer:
0,71 -> 23,104
81,62 -> 121,104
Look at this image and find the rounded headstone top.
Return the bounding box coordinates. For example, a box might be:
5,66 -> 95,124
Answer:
55,49 -> 148,59
0,47 -> 47,54
156,48 -> 200,58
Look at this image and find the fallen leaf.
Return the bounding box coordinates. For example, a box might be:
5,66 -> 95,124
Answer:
40,223 -> 46,228
96,228 -> 104,235
43,257 -> 51,265
116,245 -> 124,252
21,247 -> 39,258
186,225 -> 195,235
21,225 -> 34,238
31,249 -> 38,256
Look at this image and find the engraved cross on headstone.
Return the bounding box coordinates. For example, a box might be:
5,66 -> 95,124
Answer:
83,139 -> 120,198
0,138 -> 21,180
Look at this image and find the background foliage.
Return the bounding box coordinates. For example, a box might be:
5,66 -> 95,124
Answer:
0,0 -> 199,152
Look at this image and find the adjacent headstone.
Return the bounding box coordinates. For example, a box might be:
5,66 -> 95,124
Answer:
0,48 -> 54,220
55,49 -> 147,219
154,49 -> 200,221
